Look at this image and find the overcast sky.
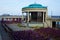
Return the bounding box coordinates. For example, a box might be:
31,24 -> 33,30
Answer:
0,0 -> 60,16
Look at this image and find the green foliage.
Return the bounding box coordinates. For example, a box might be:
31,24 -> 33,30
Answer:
29,26 -> 44,29
17,23 -> 26,27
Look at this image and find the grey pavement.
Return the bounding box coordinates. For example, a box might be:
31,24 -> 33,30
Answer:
7,24 -> 34,31
0,23 -> 13,40
0,33 -> 2,40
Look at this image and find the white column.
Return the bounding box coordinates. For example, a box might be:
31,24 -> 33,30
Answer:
26,12 -> 29,27
28,13 -> 29,22
22,12 -> 24,22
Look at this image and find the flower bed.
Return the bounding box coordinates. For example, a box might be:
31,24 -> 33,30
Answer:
11,27 -> 60,40
12,30 -> 45,40
35,27 -> 60,40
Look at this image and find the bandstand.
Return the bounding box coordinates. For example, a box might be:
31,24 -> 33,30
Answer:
22,3 -> 48,27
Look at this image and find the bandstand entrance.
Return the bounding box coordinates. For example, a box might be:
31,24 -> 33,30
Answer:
31,12 -> 43,22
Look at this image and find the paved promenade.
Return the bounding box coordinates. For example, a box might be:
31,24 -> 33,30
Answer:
7,24 -> 34,31
0,33 -> 2,40
0,23 -> 13,40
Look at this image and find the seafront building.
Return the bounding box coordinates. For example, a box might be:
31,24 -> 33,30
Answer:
0,15 -> 22,23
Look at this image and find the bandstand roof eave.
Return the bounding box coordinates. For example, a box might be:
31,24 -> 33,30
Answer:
22,7 -> 47,11
22,7 -> 47,9
22,8 -> 47,12
22,9 -> 47,13
22,10 -> 47,13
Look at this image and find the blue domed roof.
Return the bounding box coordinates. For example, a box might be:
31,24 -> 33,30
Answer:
22,3 -> 47,9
